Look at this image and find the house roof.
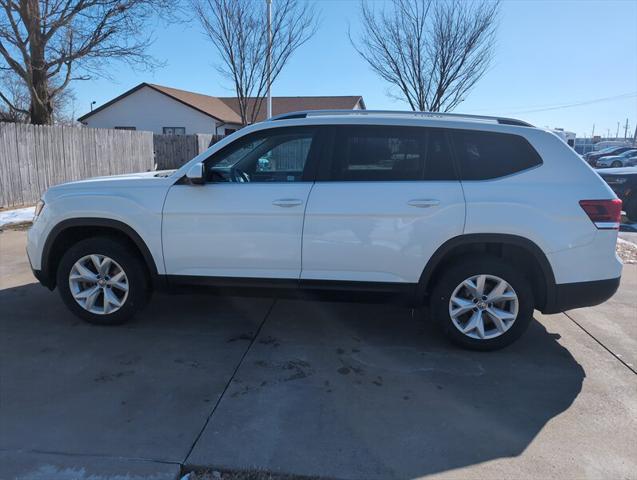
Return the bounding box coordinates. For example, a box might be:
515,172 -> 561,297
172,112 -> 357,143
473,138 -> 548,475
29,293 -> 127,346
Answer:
218,96 -> 366,123
148,84 -> 242,123
77,82 -> 365,124
77,83 -> 242,123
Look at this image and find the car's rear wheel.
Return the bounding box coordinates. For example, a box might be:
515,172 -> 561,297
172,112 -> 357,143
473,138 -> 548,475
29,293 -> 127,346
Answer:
430,257 -> 534,351
57,237 -> 149,325
611,160 -> 622,168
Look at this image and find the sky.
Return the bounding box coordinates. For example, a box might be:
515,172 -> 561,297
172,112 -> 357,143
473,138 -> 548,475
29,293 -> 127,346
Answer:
71,0 -> 637,138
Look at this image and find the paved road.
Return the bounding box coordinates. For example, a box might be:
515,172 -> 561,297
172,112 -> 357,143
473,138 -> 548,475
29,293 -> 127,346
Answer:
1,229 -> 636,480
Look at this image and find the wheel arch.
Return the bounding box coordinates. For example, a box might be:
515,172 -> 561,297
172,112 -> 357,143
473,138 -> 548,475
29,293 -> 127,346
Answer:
417,234 -> 556,311
40,218 -> 159,290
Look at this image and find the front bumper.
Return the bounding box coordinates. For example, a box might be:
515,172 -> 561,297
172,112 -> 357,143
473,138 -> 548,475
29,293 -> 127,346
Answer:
26,234 -> 54,289
31,268 -> 51,287
542,277 -> 621,314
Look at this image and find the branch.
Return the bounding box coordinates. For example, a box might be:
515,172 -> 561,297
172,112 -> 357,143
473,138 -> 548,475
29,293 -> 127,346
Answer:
192,0 -> 318,125
0,88 -> 29,115
351,0 -> 499,112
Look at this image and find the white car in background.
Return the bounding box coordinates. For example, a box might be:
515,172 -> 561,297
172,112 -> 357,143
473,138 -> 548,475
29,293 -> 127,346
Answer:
595,149 -> 637,168
26,110 -> 622,350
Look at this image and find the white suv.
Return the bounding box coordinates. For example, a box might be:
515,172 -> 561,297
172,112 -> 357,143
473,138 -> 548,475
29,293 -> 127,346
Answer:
26,111 -> 623,350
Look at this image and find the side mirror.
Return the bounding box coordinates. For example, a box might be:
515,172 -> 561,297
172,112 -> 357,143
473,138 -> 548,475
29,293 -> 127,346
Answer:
186,162 -> 205,185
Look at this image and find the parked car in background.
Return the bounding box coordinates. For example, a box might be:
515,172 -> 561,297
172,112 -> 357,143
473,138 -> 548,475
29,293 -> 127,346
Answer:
584,146 -> 635,166
595,149 -> 637,168
26,110 -> 623,351
594,141 -> 631,151
597,166 -> 637,222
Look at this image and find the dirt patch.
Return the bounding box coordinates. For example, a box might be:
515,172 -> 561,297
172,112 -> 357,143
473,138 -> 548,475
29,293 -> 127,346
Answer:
185,469 -> 326,480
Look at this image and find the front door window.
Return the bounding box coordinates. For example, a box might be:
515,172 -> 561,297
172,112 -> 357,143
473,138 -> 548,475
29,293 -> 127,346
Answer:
206,128 -> 317,183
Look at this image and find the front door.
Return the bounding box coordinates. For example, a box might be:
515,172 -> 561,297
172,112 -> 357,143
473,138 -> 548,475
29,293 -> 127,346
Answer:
162,126 -> 322,279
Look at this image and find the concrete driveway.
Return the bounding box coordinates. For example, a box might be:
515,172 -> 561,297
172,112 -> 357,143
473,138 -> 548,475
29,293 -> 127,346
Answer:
1,228 -> 636,480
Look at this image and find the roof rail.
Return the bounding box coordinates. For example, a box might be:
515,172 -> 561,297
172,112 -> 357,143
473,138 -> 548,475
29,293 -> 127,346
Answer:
268,109 -> 534,127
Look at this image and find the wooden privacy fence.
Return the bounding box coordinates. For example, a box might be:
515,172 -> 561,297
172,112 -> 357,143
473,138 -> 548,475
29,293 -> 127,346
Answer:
0,123 -> 154,208
0,124 -> 227,208
153,133 -> 224,170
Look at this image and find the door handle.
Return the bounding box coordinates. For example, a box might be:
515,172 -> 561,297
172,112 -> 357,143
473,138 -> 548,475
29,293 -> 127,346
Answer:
408,199 -> 440,208
272,198 -> 303,207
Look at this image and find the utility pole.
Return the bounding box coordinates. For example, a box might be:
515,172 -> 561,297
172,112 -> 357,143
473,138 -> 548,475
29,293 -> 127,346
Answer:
266,0 -> 272,119
616,122 -> 620,139
624,118 -> 630,140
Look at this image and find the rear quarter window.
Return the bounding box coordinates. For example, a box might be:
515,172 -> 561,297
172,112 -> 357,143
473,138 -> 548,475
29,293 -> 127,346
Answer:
451,130 -> 542,180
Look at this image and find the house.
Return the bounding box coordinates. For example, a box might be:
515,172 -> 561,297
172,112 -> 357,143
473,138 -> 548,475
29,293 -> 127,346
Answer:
77,83 -> 366,135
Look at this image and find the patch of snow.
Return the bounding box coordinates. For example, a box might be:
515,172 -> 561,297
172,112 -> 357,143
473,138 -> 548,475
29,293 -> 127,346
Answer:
617,237 -> 637,264
618,235 -> 637,248
0,206 -> 35,227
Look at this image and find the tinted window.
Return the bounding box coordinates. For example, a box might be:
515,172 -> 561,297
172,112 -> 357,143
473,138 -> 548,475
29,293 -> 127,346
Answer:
451,130 -> 542,180
426,128 -> 456,180
206,128 -> 316,183
330,126 -> 455,181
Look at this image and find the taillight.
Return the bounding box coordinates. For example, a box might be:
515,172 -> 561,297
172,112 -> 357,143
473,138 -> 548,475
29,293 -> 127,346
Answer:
579,199 -> 622,229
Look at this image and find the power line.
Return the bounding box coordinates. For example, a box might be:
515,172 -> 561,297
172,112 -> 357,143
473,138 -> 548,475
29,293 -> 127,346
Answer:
502,91 -> 637,115
470,91 -> 637,115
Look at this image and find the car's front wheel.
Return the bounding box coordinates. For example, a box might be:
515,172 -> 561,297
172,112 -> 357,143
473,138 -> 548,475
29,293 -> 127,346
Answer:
57,237 -> 149,325
430,257 -> 534,350
611,160 -> 622,168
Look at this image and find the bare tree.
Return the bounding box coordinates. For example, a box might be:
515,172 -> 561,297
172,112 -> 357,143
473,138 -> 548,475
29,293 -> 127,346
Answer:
192,0 -> 318,125
0,0 -> 173,125
0,69 -> 76,123
0,69 -> 27,121
351,0 -> 499,112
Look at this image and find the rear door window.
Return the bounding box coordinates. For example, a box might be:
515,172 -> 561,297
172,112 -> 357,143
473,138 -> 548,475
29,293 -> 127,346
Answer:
451,130 -> 542,180
328,125 -> 456,181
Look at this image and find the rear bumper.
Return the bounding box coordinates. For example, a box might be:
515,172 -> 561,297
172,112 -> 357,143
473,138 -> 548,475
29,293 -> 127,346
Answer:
541,277 -> 620,314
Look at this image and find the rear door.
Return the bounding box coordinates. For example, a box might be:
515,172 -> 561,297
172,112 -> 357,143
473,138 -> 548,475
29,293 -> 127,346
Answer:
301,125 -> 465,284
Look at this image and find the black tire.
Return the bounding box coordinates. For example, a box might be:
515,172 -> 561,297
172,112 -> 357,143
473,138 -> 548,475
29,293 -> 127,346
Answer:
611,161 -> 622,168
56,236 -> 150,325
430,256 -> 534,351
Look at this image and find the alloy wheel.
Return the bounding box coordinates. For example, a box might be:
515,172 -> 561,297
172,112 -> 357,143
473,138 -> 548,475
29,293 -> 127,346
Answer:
449,274 -> 519,340
68,254 -> 129,315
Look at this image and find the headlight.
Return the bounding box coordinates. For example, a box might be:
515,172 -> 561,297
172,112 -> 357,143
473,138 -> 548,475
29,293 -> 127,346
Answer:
33,200 -> 45,220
